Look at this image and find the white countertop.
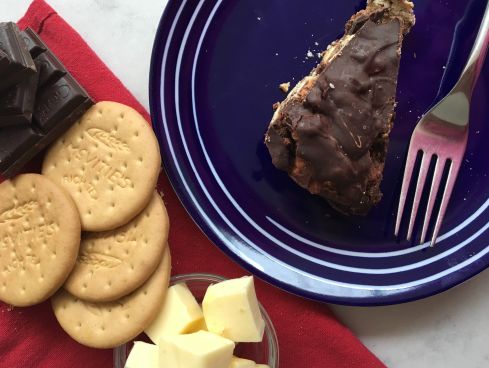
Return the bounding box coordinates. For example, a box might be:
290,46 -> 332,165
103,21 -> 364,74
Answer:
2,1 -> 489,367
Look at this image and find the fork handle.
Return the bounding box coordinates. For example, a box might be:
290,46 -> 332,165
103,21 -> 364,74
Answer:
460,0 -> 489,92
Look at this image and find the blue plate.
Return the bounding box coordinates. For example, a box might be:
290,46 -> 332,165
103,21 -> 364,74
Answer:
149,0 -> 489,305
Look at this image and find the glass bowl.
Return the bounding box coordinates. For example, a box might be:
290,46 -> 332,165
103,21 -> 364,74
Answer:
113,273 -> 279,367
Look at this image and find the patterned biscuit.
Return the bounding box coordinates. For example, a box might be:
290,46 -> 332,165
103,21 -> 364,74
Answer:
0,174 -> 81,307
42,101 -> 161,231
64,192 -> 169,302
52,247 -> 171,349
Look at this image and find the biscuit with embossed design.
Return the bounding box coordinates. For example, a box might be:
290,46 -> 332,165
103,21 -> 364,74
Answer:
42,101 -> 161,231
64,192 -> 169,302
0,174 -> 81,307
52,247 -> 171,349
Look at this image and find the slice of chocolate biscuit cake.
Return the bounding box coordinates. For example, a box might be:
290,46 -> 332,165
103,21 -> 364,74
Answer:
265,0 -> 415,215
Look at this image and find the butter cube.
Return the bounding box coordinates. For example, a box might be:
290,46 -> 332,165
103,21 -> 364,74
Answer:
124,341 -> 158,368
203,276 -> 265,342
229,356 -> 256,368
145,283 -> 204,343
160,330 -> 234,368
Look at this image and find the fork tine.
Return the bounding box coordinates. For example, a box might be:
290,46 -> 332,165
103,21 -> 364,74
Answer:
406,152 -> 431,241
430,159 -> 462,246
395,148 -> 420,236
420,156 -> 446,244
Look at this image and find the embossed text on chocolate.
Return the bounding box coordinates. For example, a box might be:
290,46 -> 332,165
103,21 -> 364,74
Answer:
36,84 -> 71,123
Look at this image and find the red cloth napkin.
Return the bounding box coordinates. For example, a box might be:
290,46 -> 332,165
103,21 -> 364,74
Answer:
0,1 -> 386,367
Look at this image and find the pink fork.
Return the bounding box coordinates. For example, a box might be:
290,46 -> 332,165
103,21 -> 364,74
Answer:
395,2 -> 489,246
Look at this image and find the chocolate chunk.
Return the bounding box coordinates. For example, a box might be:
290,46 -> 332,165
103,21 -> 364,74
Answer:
0,125 -> 43,176
0,71 -> 39,127
0,49 -> 8,68
265,2 -> 415,215
0,28 -> 93,178
0,22 -> 36,93
34,75 -> 88,132
35,51 -> 66,87
20,28 -> 46,58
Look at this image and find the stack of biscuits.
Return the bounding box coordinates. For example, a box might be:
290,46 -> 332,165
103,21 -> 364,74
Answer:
0,100 -> 172,349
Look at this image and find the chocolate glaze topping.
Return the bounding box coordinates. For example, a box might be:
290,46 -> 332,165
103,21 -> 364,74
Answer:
265,14 -> 404,215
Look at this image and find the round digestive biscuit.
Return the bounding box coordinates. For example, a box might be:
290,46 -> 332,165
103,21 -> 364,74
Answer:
0,174 -> 81,307
52,247 -> 171,349
42,101 -> 161,232
64,192 -> 169,302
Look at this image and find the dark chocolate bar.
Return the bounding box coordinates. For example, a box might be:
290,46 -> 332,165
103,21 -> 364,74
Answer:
0,70 -> 39,127
0,22 -> 36,93
0,28 -> 93,178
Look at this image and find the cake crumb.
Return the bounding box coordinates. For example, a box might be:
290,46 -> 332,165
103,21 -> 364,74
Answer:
279,82 -> 290,93
306,50 -> 314,58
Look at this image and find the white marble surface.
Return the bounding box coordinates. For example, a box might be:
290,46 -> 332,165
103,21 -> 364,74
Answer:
2,1 -> 489,367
